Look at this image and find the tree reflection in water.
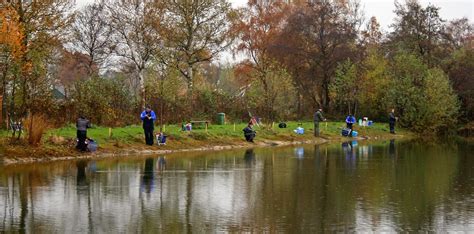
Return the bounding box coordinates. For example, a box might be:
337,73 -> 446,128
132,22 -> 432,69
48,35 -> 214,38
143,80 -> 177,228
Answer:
0,140 -> 473,232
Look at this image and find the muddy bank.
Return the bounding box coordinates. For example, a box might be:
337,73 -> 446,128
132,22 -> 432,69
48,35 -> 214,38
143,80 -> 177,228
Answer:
1,138 -> 328,165
1,134 -> 410,166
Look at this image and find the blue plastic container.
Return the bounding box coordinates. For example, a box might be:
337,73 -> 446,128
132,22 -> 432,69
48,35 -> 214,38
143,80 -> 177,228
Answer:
294,127 -> 304,135
351,130 -> 358,137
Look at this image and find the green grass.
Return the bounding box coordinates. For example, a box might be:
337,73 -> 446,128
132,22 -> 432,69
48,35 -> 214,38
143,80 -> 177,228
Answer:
0,121 -> 412,159
0,121 -> 410,154
43,121 -> 408,146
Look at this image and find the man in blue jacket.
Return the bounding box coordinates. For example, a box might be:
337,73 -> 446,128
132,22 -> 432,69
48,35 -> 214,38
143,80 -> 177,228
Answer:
140,106 -> 156,145
345,114 -> 356,136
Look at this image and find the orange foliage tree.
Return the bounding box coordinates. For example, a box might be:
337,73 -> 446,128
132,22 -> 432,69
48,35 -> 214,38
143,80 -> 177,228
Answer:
232,0 -> 294,120
0,5 -> 25,127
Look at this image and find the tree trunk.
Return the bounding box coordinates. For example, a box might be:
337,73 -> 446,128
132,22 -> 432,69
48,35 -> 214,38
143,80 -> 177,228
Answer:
138,69 -> 146,109
187,66 -> 193,97
322,75 -> 330,111
1,61 -> 9,129
159,75 -> 165,132
187,66 -> 194,114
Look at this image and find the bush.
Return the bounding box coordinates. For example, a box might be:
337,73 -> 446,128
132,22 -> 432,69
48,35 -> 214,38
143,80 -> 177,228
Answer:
388,53 -> 459,134
70,76 -> 137,126
24,114 -> 51,146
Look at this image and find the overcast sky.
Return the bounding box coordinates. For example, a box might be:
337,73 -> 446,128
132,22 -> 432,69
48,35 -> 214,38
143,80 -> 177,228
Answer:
75,0 -> 473,30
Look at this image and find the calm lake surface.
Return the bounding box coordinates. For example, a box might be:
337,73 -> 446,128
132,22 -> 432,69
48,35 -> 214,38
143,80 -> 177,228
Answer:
1,140 -> 474,232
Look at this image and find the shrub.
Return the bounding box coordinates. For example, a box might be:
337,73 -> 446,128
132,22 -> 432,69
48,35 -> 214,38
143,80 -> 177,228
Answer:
388,53 -> 459,134
24,114 -> 51,146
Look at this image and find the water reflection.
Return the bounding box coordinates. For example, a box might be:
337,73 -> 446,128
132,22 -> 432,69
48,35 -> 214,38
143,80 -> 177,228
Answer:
76,160 -> 88,186
244,149 -> 255,167
157,156 -> 166,172
141,158 -> 155,194
389,139 -> 396,157
0,140 -> 474,232
295,147 -> 305,159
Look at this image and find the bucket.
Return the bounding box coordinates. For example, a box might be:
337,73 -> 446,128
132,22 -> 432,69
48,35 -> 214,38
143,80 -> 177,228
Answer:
294,127 -> 304,135
351,130 -> 358,137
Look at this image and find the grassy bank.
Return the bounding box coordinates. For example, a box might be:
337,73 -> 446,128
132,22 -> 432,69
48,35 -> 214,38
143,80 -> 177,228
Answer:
1,121 -> 413,163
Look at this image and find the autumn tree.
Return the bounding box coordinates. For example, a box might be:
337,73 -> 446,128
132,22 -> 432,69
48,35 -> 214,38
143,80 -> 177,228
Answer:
361,16 -> 383,47
244,61 -> 296,121
0,5 -> 24,127
443,49 -> 474,122
55,50 -> 94,94
69,1 -> 112,76
389,0 -> 445,66
329,60 -> 360,115
387,52 -> 459,134
107,0 -> 164,108
276,0 -> 362,112
441,18 -> 473,51
357,49 -> 391,118
1,0 -> 73,124
233,0 -> 293,120
161,0 -> 235,98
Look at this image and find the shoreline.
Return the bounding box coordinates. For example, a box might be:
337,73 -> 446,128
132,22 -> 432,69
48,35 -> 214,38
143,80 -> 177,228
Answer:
1,134 -> 409,166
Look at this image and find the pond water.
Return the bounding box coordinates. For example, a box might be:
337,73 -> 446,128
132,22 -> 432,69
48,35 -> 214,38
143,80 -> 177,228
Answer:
1,140 -> 474,232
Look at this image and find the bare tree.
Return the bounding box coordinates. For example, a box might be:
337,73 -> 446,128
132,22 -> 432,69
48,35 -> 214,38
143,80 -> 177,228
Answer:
106,0 -> 163,108
69,1 -> 112,75
442,18 -> 474,50
161,0 -> 236,96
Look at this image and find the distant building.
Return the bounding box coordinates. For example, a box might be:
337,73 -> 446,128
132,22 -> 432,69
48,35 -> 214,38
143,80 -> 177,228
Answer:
52,86 -> 66,100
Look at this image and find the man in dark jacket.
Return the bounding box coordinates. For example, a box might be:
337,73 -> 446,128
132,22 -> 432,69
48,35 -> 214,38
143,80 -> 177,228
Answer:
140,106 -> 156,145
243,122 -> 256,143
389,109 -> 397,134
76,115 -> 91,152
314,108 -> 326,137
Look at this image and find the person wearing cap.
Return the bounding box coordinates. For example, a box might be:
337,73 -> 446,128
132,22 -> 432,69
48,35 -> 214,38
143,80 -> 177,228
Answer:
314,108 -> 326,137
140,106 -> 157,145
